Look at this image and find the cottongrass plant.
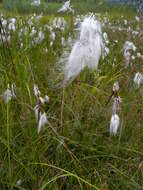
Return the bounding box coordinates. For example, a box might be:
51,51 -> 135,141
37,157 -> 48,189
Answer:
109,82 -> 121,136
33,84 -> 49,134
58,0 -> 74,14
2,84 -> 16,104
133,72 -> 143,89
63,15 -> 104,85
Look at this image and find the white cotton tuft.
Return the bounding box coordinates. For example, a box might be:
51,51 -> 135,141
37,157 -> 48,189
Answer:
34,84 -> 40,97
58,0 -> 74,13
63,16 -> 104,84
2,89 -> 12,104
133,72 -> 143,89
34,105 -> 41,122
31,0 -> 40,6
38,112 -> 48,134
2,84 -> 16,104
123,41 -> 136,67
113,81 -> 119,92
110,114 -> 120,136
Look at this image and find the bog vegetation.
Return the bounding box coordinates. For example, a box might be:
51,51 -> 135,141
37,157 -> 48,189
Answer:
0,0 -> 143,189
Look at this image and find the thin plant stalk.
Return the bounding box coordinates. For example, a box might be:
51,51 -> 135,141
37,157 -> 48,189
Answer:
7,102 -> 11,185
60,87 -> 65,133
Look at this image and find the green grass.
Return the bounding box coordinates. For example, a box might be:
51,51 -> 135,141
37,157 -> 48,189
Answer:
2,0 -> 137,15
0,5 -> 143,190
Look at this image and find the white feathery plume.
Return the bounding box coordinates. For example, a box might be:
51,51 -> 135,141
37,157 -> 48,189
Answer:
2,88 -> 12,104
110,114 -> 120,136
2,84 -> 16,104
109,82 -> 121,136
33,84 -> 41,97
123,41 -> 136,66
133,72 -> 143,89
58,0 -> 74,13
34,104 -> 41,122
31,0 -> 40,6
39,95 -> 49,105
38,112 -> 48,134
63,16 -> 104,84
113,81 -> 119,92
33,84 -> 49,134
44,95 -> 50,103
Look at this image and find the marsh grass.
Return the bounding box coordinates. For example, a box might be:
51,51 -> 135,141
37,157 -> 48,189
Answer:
0,5 -> 143,190
2,0 -> 138,15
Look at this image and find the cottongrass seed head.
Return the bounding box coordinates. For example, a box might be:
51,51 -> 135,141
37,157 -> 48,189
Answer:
38,112 -> 48,134
133,72 -> 143,89
110,114 -> 120,136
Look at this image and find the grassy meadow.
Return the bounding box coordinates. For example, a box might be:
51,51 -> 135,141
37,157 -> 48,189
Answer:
0,1 -> 143,189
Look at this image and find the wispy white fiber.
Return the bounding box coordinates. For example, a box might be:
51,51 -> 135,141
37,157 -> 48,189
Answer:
110,114 -> 120,136
63,16 -> 104,84
38,112 -> 48,134
58,0 -> 74,13
134,72 -> 143,89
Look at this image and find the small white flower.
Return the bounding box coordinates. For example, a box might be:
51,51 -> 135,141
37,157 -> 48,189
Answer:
110,114 -> 120,136
38,112 -> 48,134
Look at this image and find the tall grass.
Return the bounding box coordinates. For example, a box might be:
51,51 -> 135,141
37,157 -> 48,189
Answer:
0,6 -> 143,190
2,0 -> 137,15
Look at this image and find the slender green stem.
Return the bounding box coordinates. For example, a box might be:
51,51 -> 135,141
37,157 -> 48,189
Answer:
7,102 -> 11,186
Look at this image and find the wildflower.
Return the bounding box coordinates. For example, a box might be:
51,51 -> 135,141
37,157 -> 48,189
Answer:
110,114 -> 120,136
